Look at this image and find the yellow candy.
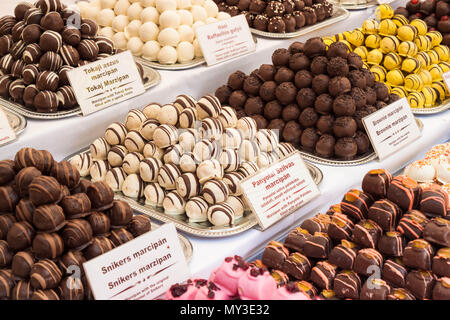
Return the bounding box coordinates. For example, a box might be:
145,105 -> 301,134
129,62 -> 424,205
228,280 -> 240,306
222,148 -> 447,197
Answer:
434,45 -> 450,61
428,64 -> 444,81
383,52 -> 402,70
426,31 -> 443,47
415,35 -> 432,51
365,34 -> 382,49
401,57 -> 422,74
404,74 -> 424,91
348,29 -> 365,47
354,46 -> 369,61
427,50 -> 440,64
376,4 -> 394,20
392,14 -> 409,28
419,69 -> 433,85
370,65 -> 388,82
439,61 -> 450,72
422,86 -> 438,107
332,33 -> 347,42
367,48 -> 384,65
398,41 -> 419,57
391,86 -> 408,98
379,19 -> 397,36
397,25 -> 418,42
380,36 -> 400,54
410,19 -> 428,36
407,91 -> 425,108
362,61 -> 370,69
417,51 -> 432,67
431,81 -> 448,100
386,69 -> 405,86
362,19 -> 379,35
322,36 -> 334,48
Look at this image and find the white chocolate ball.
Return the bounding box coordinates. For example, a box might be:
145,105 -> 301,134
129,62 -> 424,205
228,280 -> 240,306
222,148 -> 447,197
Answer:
125,19 -> 142,39
158,28 -> 180,46
84,6 -> 101,21
127,37 -> 144,55
141,0 -> 156,7
97,8 -> 115,27
192,0 -> 205,5
177,41 -> 194,63
217,12 -> 231,20
139,22 -> 159,42
206,17 -> 217,24
91,0 -> 102,7
156,0 -> 177,13
128,0 -> 141,3
142,41 -> 160,61
100,0 -> 116,9
99,26 -> 115,38
159,10 -> 181,29
112,15 -> 129,32
112,31 -> 128,49
204,0 -> 219,18
158,45 -> 178,64
127,3 -> 143,20
193,39 -> 203,57
177,10 -> 193,26
114,0 -> 130,15
178,25 -> 194,42
191,5 -> 207,22
192,20 -> 205,30
77,1 -> 90,15
177,0 -> 192,9
141,7 -> 159,23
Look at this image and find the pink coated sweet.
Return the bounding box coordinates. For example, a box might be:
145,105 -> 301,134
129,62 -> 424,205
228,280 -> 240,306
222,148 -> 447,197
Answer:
194,281 -> 232,300
212,256 -> 249,297
237,267 -> 278,300
165,282 -> 198,300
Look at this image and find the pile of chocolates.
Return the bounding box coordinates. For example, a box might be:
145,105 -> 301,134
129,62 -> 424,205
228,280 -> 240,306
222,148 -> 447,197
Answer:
213,0 -> 334,33
397,0 -> 450,45
329,4 -> 450,109
71,93 -> 299,227
0,0 -> 144,113
215,37 -> 398,160
166,169 -> 449,300
0,147 -> 152,300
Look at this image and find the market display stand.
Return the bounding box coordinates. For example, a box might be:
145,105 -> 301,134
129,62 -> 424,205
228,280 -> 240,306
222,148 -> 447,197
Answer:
0,0 -> 449,280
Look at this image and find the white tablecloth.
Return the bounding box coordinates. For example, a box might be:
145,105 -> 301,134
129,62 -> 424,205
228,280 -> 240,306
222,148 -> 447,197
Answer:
1,0 -> 449,278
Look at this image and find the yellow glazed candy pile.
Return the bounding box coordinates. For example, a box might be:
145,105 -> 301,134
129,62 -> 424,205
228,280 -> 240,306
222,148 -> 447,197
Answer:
322,4 -> 450,109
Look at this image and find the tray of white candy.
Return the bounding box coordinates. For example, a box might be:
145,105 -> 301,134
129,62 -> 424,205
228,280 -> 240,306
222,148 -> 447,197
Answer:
66,94 -> 323,237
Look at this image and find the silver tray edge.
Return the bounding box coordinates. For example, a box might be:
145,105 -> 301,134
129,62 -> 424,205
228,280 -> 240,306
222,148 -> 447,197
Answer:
329,0 -> 378,10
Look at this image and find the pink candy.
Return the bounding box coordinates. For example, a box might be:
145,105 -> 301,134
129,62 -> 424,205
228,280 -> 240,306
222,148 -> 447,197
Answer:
237,267 -> 278,300
210,256 -> 249,297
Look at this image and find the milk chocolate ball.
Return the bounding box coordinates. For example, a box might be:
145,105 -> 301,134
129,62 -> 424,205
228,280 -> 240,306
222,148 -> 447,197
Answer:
264,100 -> 283,119
282,120 -> 302,144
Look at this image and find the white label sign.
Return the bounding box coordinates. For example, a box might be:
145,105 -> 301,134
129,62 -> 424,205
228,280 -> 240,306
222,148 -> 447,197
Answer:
195,14 -> 256,66
68,51 -> 145,116
241,152 -> 320,230
363,97 -> 421,160
443,71 -> 450,91
0,107 -> 16,145
83,223 -> 190,300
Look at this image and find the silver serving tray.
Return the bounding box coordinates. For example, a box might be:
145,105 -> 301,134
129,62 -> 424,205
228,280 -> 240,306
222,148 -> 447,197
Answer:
250,5 -> 349,39
150,222 -> 193,262
65,148 -> 323,238
137,57 -> 206,71
329,0 -> 378,10
411,100 -> 450,115
298,118 -> 424,166
1,64 -> 161,120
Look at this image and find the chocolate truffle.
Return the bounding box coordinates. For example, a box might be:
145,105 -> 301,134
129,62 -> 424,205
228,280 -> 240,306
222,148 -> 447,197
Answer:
252,115 -> 268,129
83,237 -> 114,260
128,215 -> 151,238
329,240 -> 358,269
80,19 -> 98,38
352,219 -> 382,249
257,64 -> 276,81
109,228 -> 133,247
289,53 -> 310,71
387,176 -> 422,212
303,7 -> 317,25
374,82 -> 389,101
282,104 -> 301,121
423,218 -> 450,247
304,37 -> 326,58
327,41 -> 349,59
327,57 -> 349,77
0,240 -> 13,267
333,117 -> 357,138
39,51 -> 63,71
62,219 -> 93,250
341,189 -> 374,221
282,120 -> 302,144
268,16 -> 286,33
272,48 -> 290,66
310,55 -> 328,75
15,167 -> 41,197
362,169 -> 392,200
334,270 -> 361,299
77,39 -> 98,60
215,85 -> 232,104
299,107 -> 318,128
11,251 -> 35,279
7,221 -> 35,251
293,11 -> 306,28
0,215 -> 16,240
348,52 -> 364,69
382,258 -> 408,288
268,118 -> 286,132
86,181 -> 114,210
276,82 -> 297,104
406,270 -> 436,299
40,11 -> 63,32
294,69 -> 313,88
311,74 -> 329,95
33,204 -> 66,232
227,70 -> 246,90
228,90 -> 247,109
30,258 -> 62,290
274,67 -> 294,84
29,175 -> 61,206
253,14 -> 268,31
328,76 -> 351,97
314,94 -> 333,115
315,134 -> 335,158
61,26 -> 81,47
108,200 -> 133,228
296,87 -> 316,108
259,81 -> 277,101
32,232 -> 64,259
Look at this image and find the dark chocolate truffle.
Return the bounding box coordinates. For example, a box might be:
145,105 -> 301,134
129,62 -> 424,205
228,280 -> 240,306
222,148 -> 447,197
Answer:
272,48 -> 290,66
282,120 -> 302,144
276,82 -> 297,105
328,76 -> 351,97
264,100 -> 283,119
296,87 -> 316,108
316,114 -> 335,134
333,116 -> 357,138
294,69 -> 313,88
335,137 -> 358,159
311,74 -> 330,95
315,134 -> 335,158
298,107 -> 319,128
259,81 -> 277,101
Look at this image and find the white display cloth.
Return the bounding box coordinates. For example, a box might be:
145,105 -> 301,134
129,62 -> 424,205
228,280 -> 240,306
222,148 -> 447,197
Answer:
1,0 -> 449,278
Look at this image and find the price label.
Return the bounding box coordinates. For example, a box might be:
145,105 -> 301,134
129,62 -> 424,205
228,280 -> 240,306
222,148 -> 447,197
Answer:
195,14 -> 256,66
363,97 -> 421,160
83,223 -> 190,300
0,107 -> 16,146
241,151 -> 320,230
68,50 -> 145,116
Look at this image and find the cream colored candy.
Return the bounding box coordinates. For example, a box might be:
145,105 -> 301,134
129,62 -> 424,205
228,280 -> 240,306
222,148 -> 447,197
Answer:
70,153 -> 92,177
105,122 -> 127,145
236,117 -> 257,140
192,0 -> 205,6
196,95 -> 221,119
225,195 -> 244,219
90,137 -> 110,160
222,128 -> 243,149
191,5 -> 207,22
257,152 -> 277,169
125,109 -> 146,130
157,104 -> 179,126
238,161 -> 259,177
174,94 -> 197,111
204,0 -> 218,17
179,129 -> 199,152
193,38 -> 203,57
99,26 -> 114,38
127,37 -> 144,56
139,157 -> 163,182
404,160 -> 436,183
159,10 -> 181,29
140,119 -> 160,140
196,159 -> 223,183
179,153 -> 197,173
158,163 -> 182,190
125,20 -> 142,39
107,145 -> 128,167
139,22 -> 159,42
142,41 -> 161,61
217,12 -> 231,20
177,41 -> 194,63
141,0 -> 156,7
158,28 -> 180,47
255,129 -> 279,153
163,144 -> 183,165
90,160 -> 111,182
192,21 -> 205,31
205,17 -> 217,24
179,108 -> 197,128
178,25 -> 194,43
97,8 -> 115,27
193,139 -> 216,162
156,0 -> 177,12
122,152 -> 144,174
143,141 -> 164,159
218,106 -> 238,128
202,180 -> 229,204
144,182 -> 165,207
141,6 -> 159,23
207,203 -> 235,227
142,102 -> 161,119
178,10 -> 194,25
100,0 -> 116,9
219,149 -> 240,173
177,0 -> 192,9
223,171 -> 244,196
127,3 -> 143,21
158,45 -> 177,64
105,168 -> 127,192
84,5 -> 101,21
122,173 -> 144,199
112,15 -> 129,32
185,196 -> 209,222
112,32 -> 128,50
163,191 -> 186,215
114,0 -> 130,15
175,173 -> 201,199
153,124 -> 179,148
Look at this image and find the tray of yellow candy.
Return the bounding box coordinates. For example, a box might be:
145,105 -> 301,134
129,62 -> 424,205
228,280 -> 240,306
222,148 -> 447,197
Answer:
322,3 -> 450,115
